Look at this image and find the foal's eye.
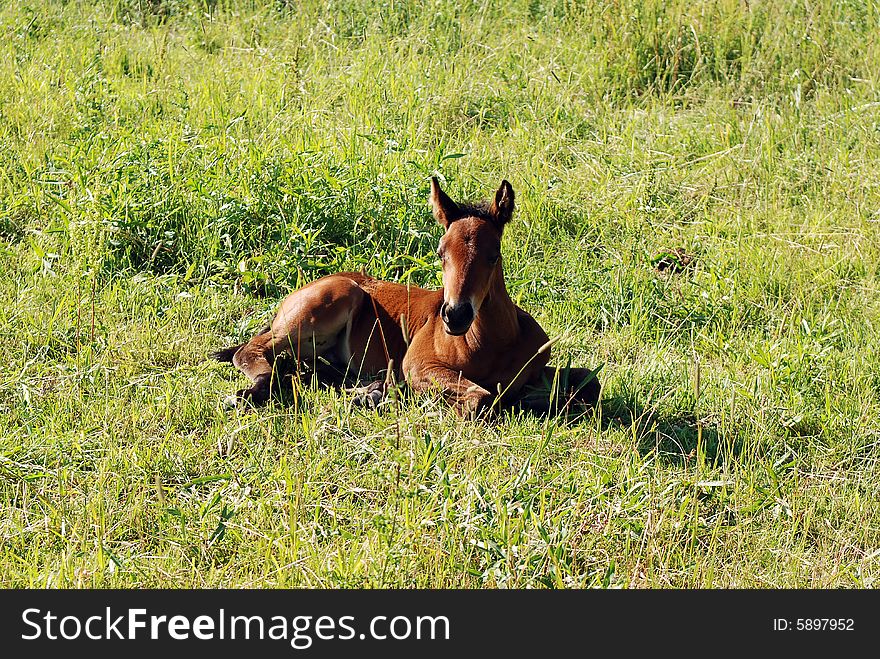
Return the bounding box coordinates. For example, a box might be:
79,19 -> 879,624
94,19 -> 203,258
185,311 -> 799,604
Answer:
488,254 -> 500,265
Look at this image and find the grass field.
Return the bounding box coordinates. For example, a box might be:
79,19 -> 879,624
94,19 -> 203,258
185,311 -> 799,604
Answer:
2,0 -> 880,588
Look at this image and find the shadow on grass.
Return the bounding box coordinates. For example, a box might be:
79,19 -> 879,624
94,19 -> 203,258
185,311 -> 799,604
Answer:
599,394 -> 738,466
226,361 -> 735,466
225,357 -> 742,470
233,356 -> 608,424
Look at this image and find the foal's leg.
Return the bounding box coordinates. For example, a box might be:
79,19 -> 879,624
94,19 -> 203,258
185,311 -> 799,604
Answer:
230,330 -> 278,404
404,365 -> 494,417
229,276 -> 365,405
517,366 -> 601,415
545,366 -> 601,407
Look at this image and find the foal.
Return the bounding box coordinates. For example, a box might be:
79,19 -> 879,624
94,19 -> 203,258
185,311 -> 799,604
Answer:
214,178 -> 600,415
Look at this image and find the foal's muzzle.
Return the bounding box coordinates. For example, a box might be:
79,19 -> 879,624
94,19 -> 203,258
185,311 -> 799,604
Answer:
440,301 -> 475,335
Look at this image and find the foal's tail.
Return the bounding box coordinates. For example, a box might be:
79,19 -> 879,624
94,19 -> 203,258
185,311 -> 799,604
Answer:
210,344 -> 243,363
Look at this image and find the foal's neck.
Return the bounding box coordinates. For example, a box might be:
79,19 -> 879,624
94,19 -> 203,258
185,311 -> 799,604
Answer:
469,263 -> 519,347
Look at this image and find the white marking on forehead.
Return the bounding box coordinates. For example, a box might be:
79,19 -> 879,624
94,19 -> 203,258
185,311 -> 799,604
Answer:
442,263 -> 460,306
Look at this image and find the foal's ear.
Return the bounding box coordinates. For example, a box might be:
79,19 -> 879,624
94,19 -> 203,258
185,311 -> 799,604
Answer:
430,177 -> 459,229
489,180 -> 515,229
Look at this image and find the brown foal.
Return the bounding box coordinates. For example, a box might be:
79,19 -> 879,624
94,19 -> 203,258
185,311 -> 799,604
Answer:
213,177 -> 599,416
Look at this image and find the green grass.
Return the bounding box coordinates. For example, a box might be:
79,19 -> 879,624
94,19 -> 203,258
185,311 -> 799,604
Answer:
2,0 -> 880,587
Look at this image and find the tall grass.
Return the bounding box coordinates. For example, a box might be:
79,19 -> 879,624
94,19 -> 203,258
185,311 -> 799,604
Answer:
1,0 -> 879,587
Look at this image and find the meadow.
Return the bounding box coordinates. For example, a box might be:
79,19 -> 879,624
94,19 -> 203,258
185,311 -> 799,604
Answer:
1,0 -> 879,587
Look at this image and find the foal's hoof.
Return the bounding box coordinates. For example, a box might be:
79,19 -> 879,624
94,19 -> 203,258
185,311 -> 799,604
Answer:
569,374 -> 601,408
349,381 -> 387,409
460,391 -> 495,420
226,385 -> 270,408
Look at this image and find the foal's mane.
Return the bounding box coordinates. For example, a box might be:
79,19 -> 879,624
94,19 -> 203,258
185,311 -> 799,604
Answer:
451,200 -> 497,225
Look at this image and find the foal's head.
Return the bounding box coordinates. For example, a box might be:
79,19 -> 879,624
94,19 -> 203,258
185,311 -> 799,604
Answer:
429,177 -> 515,335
